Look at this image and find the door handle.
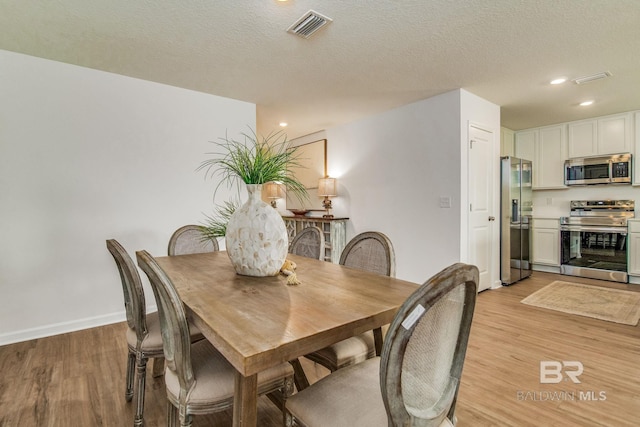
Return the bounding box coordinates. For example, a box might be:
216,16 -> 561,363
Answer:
488,216 -> 496,221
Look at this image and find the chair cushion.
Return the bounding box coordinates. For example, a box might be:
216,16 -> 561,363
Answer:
287,357 -> 453,427
126,311 -> 164,353
305,331 -> 375,371
165,340 -> 294,410
287,357 -> 386,427
126,311 -> 204,354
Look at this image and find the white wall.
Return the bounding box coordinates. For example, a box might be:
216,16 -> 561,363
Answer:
304,91 -> 463,284
0,50 -> 255,344
290,90 -> 500,285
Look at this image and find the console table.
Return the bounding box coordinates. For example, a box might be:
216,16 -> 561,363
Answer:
283,216 -> 348,263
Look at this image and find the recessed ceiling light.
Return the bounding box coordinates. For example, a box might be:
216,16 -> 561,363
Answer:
279,122 -> 288,127
550,78 -> 567,85
580,100 -> 594,106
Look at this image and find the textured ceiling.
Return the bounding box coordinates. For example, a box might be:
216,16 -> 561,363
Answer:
1,0 -> 639,139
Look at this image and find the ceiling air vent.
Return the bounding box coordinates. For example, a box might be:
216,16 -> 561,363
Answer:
572,71 -> 612,85
287,10 -> 332,39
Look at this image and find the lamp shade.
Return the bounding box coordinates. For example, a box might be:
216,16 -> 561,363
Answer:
318,177 -> 337,197
265,182 -> 282,199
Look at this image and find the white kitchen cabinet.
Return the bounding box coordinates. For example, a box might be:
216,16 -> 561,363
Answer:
514,125 -> 566,190
532,218 -> 560,266
500,127 -> 515,157
567,120 -> 597,158
627,220 -> 640,277
536,125 -> 567,189
514,129 -> 535,163
568,112 -> 633,158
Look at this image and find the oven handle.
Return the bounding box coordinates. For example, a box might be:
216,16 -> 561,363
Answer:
560,225 -> 627,235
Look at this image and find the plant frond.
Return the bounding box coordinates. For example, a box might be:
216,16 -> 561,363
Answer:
197,127 -> 309,204
199,199 -> 240,239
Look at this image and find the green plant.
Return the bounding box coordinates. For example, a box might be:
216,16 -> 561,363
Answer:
199,199 -> 239,239
197,129 -> 309,204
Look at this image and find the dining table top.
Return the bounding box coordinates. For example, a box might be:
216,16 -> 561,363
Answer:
154,251 -> 419,377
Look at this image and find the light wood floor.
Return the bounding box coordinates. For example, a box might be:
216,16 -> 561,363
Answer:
0,271 -> 638,426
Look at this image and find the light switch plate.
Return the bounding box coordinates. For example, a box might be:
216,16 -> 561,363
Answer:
439,196 -> 452,208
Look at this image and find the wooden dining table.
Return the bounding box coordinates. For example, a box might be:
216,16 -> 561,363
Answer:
154,251 -> 418,427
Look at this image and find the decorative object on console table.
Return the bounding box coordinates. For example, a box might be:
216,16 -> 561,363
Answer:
264,182 -> 283,208
283,216 -> 348,263
197,129 -> 309,277
318,177 -> 337,218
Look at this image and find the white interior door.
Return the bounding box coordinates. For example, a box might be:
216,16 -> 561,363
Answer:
468,124 -> 494,291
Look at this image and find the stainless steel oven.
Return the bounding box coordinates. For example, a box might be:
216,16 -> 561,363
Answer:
560,200 -> 634,283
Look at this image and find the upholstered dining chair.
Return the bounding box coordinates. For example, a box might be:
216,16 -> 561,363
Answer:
167,224 -> 219,256
339,231 -> 396,276
285,263 -> 479,427
302,231 -> 396,374
289,226 -> 325,260
106,239 -> 203,427
136,250 -> 295,427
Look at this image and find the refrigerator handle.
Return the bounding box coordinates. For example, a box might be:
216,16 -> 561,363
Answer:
512,199 -> 519,222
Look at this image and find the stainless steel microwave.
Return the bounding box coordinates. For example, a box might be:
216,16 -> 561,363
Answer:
564,153 -> 631,185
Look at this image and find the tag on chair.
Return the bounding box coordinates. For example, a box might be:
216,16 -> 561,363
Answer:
401,304 -> 426,329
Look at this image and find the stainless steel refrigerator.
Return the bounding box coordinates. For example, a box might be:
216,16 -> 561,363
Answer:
500,156 -> 533,285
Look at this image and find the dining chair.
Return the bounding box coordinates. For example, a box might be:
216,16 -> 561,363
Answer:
285,262 -> 479,427
287,226 -> 326,390
106,239 -> 203,427
303,231 -> 396,374
167,224 -> 219,256
289,226 -> 325,260
136,250 -> 295,427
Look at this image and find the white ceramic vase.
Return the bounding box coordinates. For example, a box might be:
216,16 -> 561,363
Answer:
225,184 -> 288,276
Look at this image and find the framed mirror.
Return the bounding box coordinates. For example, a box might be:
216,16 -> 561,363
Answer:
286,139 -> 326,213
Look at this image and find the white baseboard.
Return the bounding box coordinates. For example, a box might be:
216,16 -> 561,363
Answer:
0,311 -> 127,346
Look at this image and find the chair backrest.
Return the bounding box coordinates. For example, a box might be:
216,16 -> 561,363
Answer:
289,226 -> 325,260
136,250 -> 195,394
339,231 -> 396,277
168,224 -> 219,256
106,239 -> 148,343
380,263 -> 478,427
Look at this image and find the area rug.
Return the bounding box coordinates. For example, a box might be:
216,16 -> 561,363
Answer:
521,281 -> 640,326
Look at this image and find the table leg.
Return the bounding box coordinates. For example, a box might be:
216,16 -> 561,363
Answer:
233,370 -> 258,427
373,327 -> 383,356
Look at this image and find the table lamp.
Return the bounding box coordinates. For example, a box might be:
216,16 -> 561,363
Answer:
318,177 -> 337,218
265,182 -> 282,208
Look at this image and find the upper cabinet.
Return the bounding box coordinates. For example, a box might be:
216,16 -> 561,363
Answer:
537,125 -> 567,189
515,124 -> 567,190
568,112 -> 633,158
500,127 -> 515,157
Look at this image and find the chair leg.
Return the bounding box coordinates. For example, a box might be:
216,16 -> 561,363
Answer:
125,351 -> 136,402
282,376 -> 295,426
152,356 -> 165,377
289,359 -> 310,391
167,401 -> 178,427
133,355 -> 148,427
285,409 -> 295,427
180,412 -> 193,427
